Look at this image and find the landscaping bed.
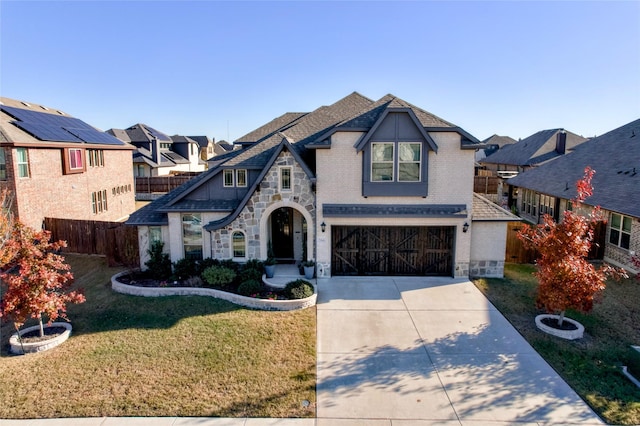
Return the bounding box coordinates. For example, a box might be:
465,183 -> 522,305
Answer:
0,254 -> 316,419
474,263 -> 640,425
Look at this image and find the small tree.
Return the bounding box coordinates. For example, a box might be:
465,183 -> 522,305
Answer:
518,167 -> 627,326
0,221 -> 85,337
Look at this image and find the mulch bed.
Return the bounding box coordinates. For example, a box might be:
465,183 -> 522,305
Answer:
17,326 -> 67,343
540,317 -> 579,331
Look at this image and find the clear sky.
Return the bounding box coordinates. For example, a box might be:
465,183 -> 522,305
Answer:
1,1 -> 639,143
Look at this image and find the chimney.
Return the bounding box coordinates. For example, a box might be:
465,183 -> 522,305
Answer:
556,130 -> 567,154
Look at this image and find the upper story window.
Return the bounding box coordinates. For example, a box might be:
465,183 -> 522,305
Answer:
280,167 -> 292,191
223,169 -> 234,187
160,143 -> 172,149
398,143 -> 421,182
609,213 -> 631,250
88,149 -> 104,167
236,169 -> 247,187
91,189 -> 108,214
16,148 -> 29,178
0,148 -> 6,180
371,143 -> 394,181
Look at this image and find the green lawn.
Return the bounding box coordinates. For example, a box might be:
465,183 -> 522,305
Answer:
474,263 -> 640,425
0,254 -> 316,419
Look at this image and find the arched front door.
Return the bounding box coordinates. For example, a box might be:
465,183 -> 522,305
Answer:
271,207 -> 294,260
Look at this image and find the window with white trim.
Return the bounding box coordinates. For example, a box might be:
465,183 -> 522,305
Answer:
88,149 -> 104,167
236,169 -> 247,187
182,213 -> 203,260
609,213 -> 631,250
398,143 -> 421,182
371,143 -> 394,181
91,189 -> 108,214
16,148 -> 29,178
232,231 -> 246,259
223,169 -> 234,187
149,226 -> 162,249
0,148 -> 6,180
280,167 -> 292,191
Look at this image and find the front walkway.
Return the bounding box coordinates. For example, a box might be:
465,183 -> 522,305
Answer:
316,276 -> 604,425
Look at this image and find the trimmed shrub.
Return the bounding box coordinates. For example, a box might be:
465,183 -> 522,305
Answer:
196,258 -> 219,275
173,257 -> 198,280
239,265 -> 263,283
244,259 -> 264,271
202,265 -> 237,288
145,241 -> 172,280
238,279 -> 263,296
284,279 -> 314,299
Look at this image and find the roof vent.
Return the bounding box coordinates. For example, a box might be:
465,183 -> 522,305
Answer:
21,101 -> 31,107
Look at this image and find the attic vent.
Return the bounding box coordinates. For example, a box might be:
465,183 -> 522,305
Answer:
40,106 -> 49,111
21,101 -> 31,107
56,110 -> 65,115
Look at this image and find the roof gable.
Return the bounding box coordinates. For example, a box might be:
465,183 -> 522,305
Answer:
354,108 -> 439,152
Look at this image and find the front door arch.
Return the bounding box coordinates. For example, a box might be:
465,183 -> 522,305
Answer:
260,200 -> 314,261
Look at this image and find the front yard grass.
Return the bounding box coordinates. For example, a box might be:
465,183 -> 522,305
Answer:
0,254 -> 316,419
474,263 -> 640,425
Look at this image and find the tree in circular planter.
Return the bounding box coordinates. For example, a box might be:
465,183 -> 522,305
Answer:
517,167 -> 627,338
0,220 -> 85,353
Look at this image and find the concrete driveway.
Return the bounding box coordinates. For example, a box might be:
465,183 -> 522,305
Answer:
316,276 -> 603,425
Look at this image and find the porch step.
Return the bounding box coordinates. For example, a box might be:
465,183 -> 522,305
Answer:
262,264 -> 304,288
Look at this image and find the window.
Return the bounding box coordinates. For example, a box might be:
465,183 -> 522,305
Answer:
398,143 -> 421,182
609,213 -> 632,250
182,213 -> 203,260
371,143 -> 394,181
149,226 -> 162,249
91,189 -> 108,214
16,148 -> 29,178
88,149 -> 104,167
160,143 -> 172,149
223,169 -> 234,187
135,164 -> 145,177
232,231 -> 246,258
0,148 -> 6,180
280,167 -> 292,191
236,169 -> 247,187
69,148 -> 83,170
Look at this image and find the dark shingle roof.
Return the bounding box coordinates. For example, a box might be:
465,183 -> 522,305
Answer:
481,129 -> 588,166
235,112 -> 307,144
187,135 -> 212,148
508,119 -> 640,218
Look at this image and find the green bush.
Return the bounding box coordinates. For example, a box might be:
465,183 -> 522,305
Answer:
239,265 -> 263,283
238,279 -> 263,296
173,257 -> 198,280
284,279 -> 314,299
197,258 -> 219,275
145,241 -> 172,280
202,265 -> 237,288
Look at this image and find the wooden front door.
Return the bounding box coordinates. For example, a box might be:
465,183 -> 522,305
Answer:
331,226 -> 454,276
271,208 -> 294,259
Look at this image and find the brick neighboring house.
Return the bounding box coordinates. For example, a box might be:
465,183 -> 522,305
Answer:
108,124 -> 207,177
508,118 -> 640,273
0,97 -> 136,230
127,92 -> 518,278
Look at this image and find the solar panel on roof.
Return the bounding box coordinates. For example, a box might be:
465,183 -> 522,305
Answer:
65,128 -> 124,145
14,122 -> 83,143
1,105 -> 124,146
143,125 -> 171,141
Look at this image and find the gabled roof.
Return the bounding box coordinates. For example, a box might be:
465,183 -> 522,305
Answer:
481,129 -> 588,167
235,112 -> 308,144
187,135 -> 213,148
481,134 -> 517,148
507,118 -> 640,218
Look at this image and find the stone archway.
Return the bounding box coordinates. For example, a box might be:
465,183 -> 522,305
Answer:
260,200 -> 314,261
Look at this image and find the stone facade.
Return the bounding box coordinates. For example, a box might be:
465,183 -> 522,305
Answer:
209,150 -> 315,260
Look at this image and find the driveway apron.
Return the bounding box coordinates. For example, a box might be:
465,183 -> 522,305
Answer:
315,276 -> 604,425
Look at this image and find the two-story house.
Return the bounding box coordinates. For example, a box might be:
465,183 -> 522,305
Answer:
108,124 -> 207,177
127,93 -> 517,278
0,97 -> 136,230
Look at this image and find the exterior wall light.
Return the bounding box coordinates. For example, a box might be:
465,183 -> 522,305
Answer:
321,222 -> 326,233
463,222 -> 469,233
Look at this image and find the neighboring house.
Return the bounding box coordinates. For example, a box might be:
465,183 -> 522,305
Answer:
187,135 -> 216,161
213,140 -> 235,157
475,134 -> 516,166
480,128 -> 589,207
108,124 -> 206,177
127,92 -> 518,278
0,97 -> 136,230
507,118 -> 640,273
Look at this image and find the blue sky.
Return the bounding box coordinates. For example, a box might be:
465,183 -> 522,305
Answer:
1,1 -> 639,142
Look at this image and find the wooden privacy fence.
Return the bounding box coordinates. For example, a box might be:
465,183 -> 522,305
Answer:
505,221 -> 538,264
474,176 -> 500,194
44,218 -> 139,267
135,174 -> 198,193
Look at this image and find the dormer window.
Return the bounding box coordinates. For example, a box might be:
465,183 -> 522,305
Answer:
223,169 -> 234,187
398,143 -> 421,181
371,143 -> 394,181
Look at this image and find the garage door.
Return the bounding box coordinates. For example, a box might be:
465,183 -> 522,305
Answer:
331,226 -> 454,276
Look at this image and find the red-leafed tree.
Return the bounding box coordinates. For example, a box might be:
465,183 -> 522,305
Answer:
518,167 -> 627,326
0,221 -> 85,337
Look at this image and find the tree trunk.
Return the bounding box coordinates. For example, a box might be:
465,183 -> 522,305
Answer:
557,311 -> 565,327
38,315 -> 44,338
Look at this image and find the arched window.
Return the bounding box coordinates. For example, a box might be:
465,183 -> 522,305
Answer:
232,231 -> 246,259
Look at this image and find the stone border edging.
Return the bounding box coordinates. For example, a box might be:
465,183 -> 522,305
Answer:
111,271 -> 316,311
535,314 -> 585,340
9,322 -> 72,354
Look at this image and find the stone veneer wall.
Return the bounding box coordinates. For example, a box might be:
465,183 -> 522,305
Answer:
469,260 -> 504,278
209,150 -> 315,260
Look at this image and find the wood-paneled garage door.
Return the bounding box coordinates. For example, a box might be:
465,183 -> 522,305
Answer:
331,226 -> 454,276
